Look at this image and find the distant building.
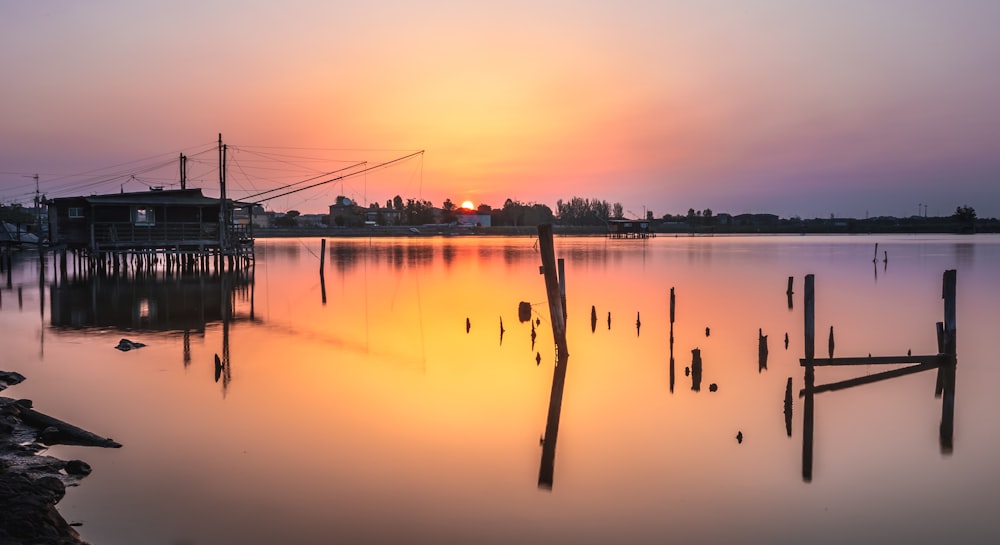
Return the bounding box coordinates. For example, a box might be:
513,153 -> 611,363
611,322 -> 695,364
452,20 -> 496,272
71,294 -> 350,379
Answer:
607,219 -> 651,238
329,195 -> 362,227
457,211 -> 491,227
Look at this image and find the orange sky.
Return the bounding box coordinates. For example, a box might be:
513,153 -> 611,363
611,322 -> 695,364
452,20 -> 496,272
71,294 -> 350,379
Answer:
2,1 -> 999,218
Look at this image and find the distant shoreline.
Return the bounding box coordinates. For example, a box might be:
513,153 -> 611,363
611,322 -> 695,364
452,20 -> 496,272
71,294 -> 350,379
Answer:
253,222 -> 997,239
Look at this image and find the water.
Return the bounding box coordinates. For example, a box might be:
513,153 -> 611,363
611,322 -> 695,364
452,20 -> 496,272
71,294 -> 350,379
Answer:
3,234 -> 999,544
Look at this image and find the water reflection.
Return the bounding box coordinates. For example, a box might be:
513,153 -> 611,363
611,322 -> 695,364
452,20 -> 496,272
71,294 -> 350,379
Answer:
49,271 -> 254,332
537,353 -> 569,489
49,268 -> 254,397
799,269 -> 959,481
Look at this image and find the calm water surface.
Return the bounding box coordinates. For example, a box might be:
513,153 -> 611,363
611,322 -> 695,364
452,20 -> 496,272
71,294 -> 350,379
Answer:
3,234 -> 999,545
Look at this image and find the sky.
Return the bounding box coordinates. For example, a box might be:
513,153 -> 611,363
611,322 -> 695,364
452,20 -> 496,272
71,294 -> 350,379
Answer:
2,0 -> 999,219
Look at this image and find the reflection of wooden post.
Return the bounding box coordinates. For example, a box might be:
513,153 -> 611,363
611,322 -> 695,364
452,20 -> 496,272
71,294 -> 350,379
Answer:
538,353 -> 569,489
537,224 -> 568,357
802,274 -> 815,482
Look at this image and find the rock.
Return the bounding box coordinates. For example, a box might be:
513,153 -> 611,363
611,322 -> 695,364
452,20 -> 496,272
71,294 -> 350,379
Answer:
39,427 -> 61,445
0,371 -> 26,391
115,338 -> 146,351
709,383 -> 718,392
63,460 -> 92,477
736,431 -> 743,444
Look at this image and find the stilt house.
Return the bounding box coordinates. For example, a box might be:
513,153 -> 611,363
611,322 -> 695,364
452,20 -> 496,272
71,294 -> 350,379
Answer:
45,188 -> 254,256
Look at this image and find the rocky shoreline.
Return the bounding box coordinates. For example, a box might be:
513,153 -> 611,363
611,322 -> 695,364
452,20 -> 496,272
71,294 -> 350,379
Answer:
0,371 -> 121,545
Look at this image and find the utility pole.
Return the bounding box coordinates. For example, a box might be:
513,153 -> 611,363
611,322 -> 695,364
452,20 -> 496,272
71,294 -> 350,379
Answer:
180,153 -> 187,190
26,174 -> 40,235
218,134 -> 227,252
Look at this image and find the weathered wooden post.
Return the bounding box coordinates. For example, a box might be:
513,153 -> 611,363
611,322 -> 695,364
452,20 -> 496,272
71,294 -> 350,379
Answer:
319,238 -> 327,275
557,258 -> 567,320
804,275 -> 815,362
940,269 -> 957,453
669,287 -> 675,325
942,269 -> 956,356
537,224 -> 568,357
802,274 -> 815,482
690,348 -> 703,392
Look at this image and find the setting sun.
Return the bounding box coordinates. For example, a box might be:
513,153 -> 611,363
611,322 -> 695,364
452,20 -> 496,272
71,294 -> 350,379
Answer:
460,200 -> 475,210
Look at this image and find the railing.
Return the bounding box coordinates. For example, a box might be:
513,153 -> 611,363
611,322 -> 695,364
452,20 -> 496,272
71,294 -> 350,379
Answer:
93,221 -> 218,245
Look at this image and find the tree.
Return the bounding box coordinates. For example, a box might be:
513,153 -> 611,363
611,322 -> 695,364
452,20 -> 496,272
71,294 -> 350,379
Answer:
954,205 -> 976,222
441,198 -> 457,224
954,205 -> 977,233
0,204 -> 33,225
393,195 -> 404,211
612,202 -> 624,219
274,210 -> 300,228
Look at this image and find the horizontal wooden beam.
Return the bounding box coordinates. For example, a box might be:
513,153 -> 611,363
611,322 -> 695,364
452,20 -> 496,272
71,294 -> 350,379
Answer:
800,362 -> 944,396
799,354 -> 953,367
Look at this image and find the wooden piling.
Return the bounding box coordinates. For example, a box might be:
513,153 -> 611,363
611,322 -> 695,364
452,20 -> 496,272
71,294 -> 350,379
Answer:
557,258 -> 567,320
669,287 -> 675,324
828,326 -> 835,359
802,274 -> 815,482
537,224 -> 568,357
320,238 -> 326,275
804,274 -> 815,361
786,276 -> 794,295
942,269 -> 956,355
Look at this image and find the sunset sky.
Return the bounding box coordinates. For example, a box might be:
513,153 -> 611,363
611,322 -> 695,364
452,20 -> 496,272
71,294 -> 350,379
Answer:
2,1 -> 999,218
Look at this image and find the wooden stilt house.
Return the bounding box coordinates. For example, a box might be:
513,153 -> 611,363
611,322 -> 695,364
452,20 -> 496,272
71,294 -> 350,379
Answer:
45,188 -> 254,270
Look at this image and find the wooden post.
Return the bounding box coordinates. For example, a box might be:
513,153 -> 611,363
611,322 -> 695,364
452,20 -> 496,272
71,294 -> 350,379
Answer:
942,269 -> 956,356
537,224 -> 568,357
320,239 -> 327,275
804,275 -> 815,362
669,287 -> 675,324
557,258 -> 567,320
802,274 -> 815,482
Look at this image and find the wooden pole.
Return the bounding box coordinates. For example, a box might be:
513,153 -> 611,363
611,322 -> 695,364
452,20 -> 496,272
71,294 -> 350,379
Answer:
319,239 -> 327,275
942,269 -> 956,355
557,258 -> 567,320
804,275 -> 815,361
537,224 -> 568,357
669,286 -> 675,324
802,274 -> 815,482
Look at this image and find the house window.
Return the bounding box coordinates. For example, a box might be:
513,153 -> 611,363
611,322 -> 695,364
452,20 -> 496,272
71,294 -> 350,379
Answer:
68,207 -> 84,218
134,207 -> 155,226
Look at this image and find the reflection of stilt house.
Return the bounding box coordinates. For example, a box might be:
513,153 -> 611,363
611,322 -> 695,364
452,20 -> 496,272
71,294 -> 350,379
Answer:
45,188 -> 254,273
607,219 -> 652,239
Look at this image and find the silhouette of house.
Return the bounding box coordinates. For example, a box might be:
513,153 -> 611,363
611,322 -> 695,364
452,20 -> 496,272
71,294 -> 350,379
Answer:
608,219 -> 651,238
46,188 -> 254,253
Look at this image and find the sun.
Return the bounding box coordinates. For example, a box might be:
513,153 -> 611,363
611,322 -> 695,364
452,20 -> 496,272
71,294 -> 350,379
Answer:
460,200 -> 475,210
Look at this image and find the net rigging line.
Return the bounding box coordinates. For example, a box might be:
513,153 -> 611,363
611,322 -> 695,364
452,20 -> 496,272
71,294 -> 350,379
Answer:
252,150 -> 424,204
241,161 -> 368,201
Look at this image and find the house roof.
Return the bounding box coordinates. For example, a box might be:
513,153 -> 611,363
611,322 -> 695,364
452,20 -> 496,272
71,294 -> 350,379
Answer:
49,188 -> 253,207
